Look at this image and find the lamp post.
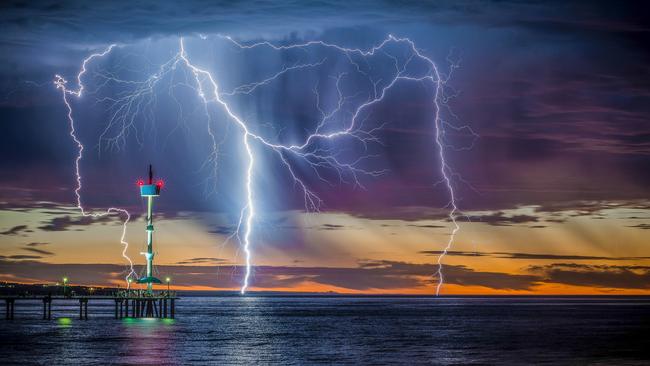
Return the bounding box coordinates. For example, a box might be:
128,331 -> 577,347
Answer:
166,277 -> 171,294
62,277 -> 68,296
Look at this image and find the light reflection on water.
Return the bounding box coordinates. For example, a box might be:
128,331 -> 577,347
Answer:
57,317 -> 72,327
121,317 -> 176,326
1,297 -> 649,365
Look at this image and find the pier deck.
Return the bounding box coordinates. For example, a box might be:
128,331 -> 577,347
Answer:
1,293 -> 179,320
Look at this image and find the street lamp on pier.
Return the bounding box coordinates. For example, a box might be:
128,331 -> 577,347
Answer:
62,276 -> 68,296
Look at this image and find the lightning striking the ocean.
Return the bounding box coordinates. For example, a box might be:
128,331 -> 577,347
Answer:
55,34 -> 473,295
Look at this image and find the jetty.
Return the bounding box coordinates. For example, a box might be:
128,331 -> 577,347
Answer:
2,165 -> 180,321
2,291 -> 178,320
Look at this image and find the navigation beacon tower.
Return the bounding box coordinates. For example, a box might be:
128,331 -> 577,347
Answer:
137,165 -> 164,292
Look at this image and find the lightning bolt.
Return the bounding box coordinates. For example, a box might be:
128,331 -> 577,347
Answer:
432,72 -> 460,296
56,34 -> 473,295
53,45 -> 137,288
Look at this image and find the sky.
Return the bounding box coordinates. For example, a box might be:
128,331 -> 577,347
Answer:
1,0 -> 649,294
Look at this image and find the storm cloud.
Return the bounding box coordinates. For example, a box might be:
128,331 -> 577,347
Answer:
529,263 -> 650,290
0,225 -> 29,236
1,1 -> 649,294
0,1 -> 648,215
0,258 -> 541,291
37,215 -> 115,232
421,250 -> 650,262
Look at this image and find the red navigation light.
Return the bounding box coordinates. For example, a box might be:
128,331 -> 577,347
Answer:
156,179 -> 164,188
137,179 -> 145,186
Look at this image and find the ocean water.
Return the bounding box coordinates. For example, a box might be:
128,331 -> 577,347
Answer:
1,296 -> 649,365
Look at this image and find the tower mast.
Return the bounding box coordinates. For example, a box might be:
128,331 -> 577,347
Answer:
137,164 -> 163,293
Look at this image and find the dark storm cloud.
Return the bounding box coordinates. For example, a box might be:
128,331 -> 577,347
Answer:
534,200 -> 650,216
485,77 -> 650,157
1,1 -> 646,47
318,224 -> 346,231
0,260 -> 131,284
498,253 -> 650,261
351,207 -> 451,222
628,223 -> 650,230
0,1 -> 648,220
0,200 -> 73,213
406,224 -> 445,229
0,258 -> 541,290
0,225 -> 28,236
22,247 -> 54,256
176,257 -> 229,265
466,211 -> 539,226
421,250 -> 650,261
0,255 -> 43,260
324,200 -> 648,224
232,261 -> 540,291
208,226 -> 236,235
529,263 -> 650,290
4,257 -> 650,291
37,215 -> 115,231
420,250 -> 489,258
352,207 -> 543,226
0,0 -> 480,89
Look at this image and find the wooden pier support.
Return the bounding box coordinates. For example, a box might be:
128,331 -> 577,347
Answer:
145,299 -> 152,317
5,298 -> 15,320
114,299 -> 121,319
118,298 -> 175,319
42,296 -> 52,320
79,298 -> 88,320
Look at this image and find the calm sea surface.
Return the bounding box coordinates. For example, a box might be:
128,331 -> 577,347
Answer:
1,296 -> 649,365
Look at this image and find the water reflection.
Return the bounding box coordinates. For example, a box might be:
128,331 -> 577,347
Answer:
1,297 -> 649,364
57,317 -> 72,327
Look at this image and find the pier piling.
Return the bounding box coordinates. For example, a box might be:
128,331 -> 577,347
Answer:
78,298 -> 88,320
5,298 -> 15,320
42,296 -> 52,320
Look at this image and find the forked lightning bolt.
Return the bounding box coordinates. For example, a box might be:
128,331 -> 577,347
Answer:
55,35 -> 471,295
54,45 -> 137,287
